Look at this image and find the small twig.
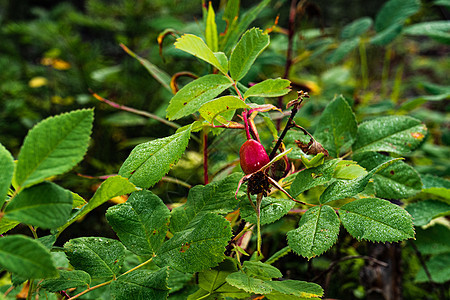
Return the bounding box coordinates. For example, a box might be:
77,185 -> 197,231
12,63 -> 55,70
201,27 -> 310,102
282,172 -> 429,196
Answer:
203,130 -> 209,184
269,92 -> 308,159
311,255 -> 388,282
91,91 -> 180,129
68,280 -> 112,300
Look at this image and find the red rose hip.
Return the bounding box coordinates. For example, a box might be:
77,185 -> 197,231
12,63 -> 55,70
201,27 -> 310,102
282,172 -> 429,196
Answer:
239,139 -> 270,174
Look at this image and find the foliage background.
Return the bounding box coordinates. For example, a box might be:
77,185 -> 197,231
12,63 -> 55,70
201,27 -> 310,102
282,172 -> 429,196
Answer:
0,0 -> 448,299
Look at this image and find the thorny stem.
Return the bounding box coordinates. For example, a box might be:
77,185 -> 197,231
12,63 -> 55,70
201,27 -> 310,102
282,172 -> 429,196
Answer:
269,92 -> 307,159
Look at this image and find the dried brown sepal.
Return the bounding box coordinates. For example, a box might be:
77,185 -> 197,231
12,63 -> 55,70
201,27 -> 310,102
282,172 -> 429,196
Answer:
169,72 -> 198,94
295,138 -> 329,156
247,171 -> 271,197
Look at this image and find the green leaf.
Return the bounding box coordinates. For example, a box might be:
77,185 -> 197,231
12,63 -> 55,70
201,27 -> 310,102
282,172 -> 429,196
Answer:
340,198 -> 415,242
199,96 -> 249,124
287,205 -> 340,259
352,116 -> 427,155
214,52 -> 229,74
166,74 -> 232,120
64,237 -> 126,280
319,158 -> 401,204
267,280 -> 324,299
240,196 -> 295,225
221,0 -> 270,53
156,213 -> 232,273
0,143 -> 14,207
415,253 -> 450,284
374,0 -> 420,32
58,176 -> 137,233
290,159 -> 339,197
406,200 -> 450,226
370,24 -> 403,45
0,235 -> 58,279
243,78 -> 291,99
229,28 -> 270,81
226,272 -> 273,294
198,258 -> 243,295
354,152 -> 423,199
120,44 -> 172,92
421,174 -> 450,200
205,2 -> 218,52
404,21 -> 450,44
341,17 -> 373,39
119,128 -> 191,188
14,109 -> 93,188
301,153 -> 326,168
40,270 -> 91,292
415,224 -> 450,255
314,95 -> 357,157
5,181 -> 72,229
0,217 -> 20,235
106,190 -> 170,256
111,268 -> 170,300
174,34 -> 227,74
170,173 -> 241,233
326,37 -> 359,64
334,160 -> 367,180
242,261 -> 282,280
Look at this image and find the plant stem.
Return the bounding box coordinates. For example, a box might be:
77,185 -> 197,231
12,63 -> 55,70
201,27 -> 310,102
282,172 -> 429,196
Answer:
359,39 -> 368,90
91,92 -> 180,129
256,193 -> 263,257
269,96 -> 304,159
381,46 -> 392,99
26,280 -> 34,300
68,280 -> 113,300
119,256 -> 155,278
203,129 -> 209,184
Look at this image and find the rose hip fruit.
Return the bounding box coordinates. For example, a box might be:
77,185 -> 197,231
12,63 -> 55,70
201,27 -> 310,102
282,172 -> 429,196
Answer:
239,139 -> 270,174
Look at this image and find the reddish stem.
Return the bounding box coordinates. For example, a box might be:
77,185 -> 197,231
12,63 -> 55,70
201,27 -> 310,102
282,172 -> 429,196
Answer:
242,110 -> 252,140
203,131 -> 209,184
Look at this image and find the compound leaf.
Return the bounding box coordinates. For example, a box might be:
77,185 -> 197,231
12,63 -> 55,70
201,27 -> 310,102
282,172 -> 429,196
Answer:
14,109 -> 93,188
340,197 -> 414,242
119,128 -> 191,188
64,237 -> 125,280
106,190 -> 170,256
287,205 -> 340,259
